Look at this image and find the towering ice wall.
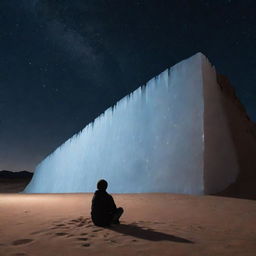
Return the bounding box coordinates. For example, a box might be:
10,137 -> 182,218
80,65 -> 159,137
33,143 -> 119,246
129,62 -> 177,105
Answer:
24,53 -> 239,194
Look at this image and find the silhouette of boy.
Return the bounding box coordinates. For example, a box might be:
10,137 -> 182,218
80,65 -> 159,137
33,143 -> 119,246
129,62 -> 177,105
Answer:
91,179 -> 124,227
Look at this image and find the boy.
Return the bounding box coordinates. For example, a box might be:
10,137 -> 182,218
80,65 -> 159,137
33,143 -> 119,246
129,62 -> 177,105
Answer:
91,179 -> 124,227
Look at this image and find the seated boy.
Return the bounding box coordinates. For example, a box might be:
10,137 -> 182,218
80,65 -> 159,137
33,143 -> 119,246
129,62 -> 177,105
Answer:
91,179 -> 124,227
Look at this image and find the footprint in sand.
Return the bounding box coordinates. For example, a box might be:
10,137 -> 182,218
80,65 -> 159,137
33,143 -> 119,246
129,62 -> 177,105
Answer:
77,237 -> 88,241
80,233 -> 88,236
51,226 -> 58,230
55,232 -> 68,236
81,243 -> 90,247
92,229 -> 102,232
12,239 -> 33,246
71,219 -> 80,223
30,229 -> 48,235
55,224 -> 65,227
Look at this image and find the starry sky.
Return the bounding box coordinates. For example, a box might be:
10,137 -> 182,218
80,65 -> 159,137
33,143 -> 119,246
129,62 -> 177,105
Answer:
0,0 -> 255,172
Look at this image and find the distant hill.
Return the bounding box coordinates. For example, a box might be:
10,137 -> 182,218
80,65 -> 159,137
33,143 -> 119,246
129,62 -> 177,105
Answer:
0,170 -> 33,179
0,170 -> 33,193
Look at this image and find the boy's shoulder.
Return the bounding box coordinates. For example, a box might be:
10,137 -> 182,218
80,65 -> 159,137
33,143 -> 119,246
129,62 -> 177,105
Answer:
94,190 -> 110,197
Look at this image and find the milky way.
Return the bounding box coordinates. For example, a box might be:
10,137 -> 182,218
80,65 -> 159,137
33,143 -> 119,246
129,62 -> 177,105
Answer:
0,0 -> 255,171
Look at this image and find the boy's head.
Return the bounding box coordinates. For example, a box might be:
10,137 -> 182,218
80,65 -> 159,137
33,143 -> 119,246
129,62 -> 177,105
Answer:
97,179 -> 108,191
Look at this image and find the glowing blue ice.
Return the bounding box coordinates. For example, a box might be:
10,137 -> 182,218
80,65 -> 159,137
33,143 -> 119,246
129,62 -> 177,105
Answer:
24,53 -> 239,194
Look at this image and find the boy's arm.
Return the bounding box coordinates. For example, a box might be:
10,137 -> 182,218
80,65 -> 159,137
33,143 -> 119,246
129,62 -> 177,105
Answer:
108,195 -> 117,212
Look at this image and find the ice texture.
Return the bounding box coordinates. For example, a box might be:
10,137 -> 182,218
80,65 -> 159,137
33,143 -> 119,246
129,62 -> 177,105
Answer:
24,53 -> 239,194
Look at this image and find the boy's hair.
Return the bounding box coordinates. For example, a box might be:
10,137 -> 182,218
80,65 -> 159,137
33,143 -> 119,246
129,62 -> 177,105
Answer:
97,179 -> 108,190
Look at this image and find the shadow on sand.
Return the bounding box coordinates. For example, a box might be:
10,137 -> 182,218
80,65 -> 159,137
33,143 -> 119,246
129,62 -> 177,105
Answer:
108,223 -> 193,244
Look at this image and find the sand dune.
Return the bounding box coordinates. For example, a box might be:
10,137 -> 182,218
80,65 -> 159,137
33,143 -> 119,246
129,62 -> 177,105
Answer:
0,193 -> 255,256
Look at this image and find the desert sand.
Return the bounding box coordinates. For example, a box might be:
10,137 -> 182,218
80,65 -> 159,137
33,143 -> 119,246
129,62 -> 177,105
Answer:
0,193 -> 255,256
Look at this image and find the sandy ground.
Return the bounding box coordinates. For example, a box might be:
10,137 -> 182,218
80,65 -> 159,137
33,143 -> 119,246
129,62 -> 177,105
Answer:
0,193 -> 255,256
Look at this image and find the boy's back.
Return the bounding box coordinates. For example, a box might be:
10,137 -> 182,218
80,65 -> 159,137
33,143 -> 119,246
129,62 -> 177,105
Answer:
91,179 -> 124,227
91,189 -> 117,226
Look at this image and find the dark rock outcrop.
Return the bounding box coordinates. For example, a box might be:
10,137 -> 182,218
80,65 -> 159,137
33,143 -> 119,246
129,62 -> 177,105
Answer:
216,74 -> 256,200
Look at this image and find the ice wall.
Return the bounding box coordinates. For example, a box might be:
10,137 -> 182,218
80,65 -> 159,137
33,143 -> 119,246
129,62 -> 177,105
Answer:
24,53 -> 238,194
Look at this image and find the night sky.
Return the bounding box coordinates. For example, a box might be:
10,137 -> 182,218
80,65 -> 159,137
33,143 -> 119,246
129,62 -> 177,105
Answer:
1,0 -> 255,172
